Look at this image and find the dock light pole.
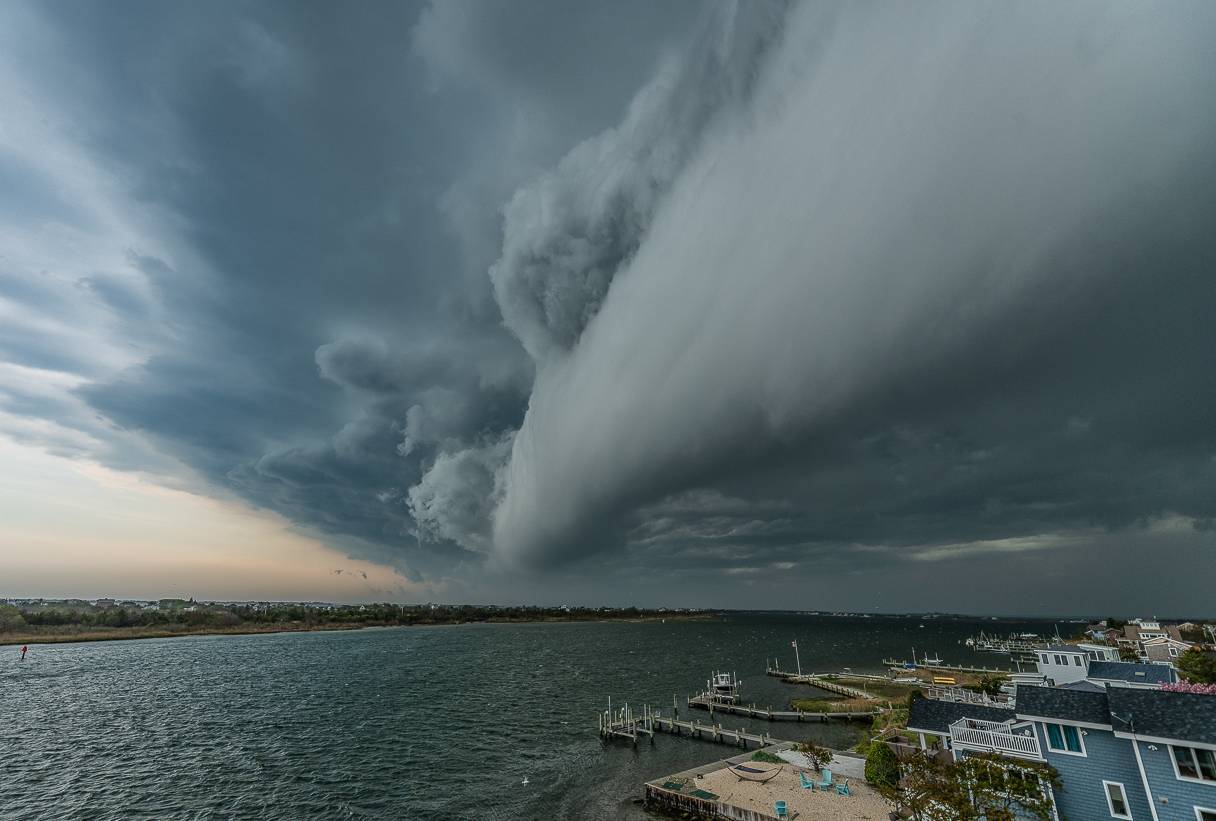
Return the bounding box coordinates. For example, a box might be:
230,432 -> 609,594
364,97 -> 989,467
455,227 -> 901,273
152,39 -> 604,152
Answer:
791,639 -> 801,676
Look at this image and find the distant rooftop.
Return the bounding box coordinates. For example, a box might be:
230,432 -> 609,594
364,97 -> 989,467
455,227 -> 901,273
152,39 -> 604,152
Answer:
1087,660 -> 1175,685
1043,643 -> 1084,653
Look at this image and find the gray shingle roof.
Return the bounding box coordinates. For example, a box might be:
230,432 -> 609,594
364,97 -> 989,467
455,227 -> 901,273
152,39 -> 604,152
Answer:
1107,688 -> 1216,745
1087,660 -> 1175,684
1058,680 -> 1105,692
1044,643 -> 1084,653
907,698 -> 1016,734
1015,685 -> 1111,725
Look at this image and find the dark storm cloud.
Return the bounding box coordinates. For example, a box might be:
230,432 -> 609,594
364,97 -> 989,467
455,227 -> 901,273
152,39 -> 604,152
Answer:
488,0 -> 1216,588
3,0 -> 1216,612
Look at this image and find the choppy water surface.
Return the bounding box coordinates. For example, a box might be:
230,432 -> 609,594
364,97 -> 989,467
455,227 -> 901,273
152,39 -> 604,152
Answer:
3,613 -> 1055,819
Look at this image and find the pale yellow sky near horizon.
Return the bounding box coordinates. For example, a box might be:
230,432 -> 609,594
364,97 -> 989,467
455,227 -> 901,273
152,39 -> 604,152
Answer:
0,435 -> 423,602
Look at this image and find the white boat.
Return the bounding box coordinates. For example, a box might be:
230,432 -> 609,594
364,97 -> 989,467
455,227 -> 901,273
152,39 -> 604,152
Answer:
708,671 -> 742,703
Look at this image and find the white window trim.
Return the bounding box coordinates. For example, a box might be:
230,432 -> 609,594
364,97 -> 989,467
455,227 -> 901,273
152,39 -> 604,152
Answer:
1194,807 -> 1216,821
1170,744 -> 1216,786
1043,722 -> 1087,757
1103,780 -> 1132,819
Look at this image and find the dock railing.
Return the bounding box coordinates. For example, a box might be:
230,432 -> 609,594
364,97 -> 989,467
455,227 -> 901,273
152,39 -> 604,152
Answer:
925,685 -> 1012,707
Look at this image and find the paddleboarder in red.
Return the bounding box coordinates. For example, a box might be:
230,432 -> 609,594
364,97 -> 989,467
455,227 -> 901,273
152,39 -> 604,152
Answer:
20,645 -> 27,660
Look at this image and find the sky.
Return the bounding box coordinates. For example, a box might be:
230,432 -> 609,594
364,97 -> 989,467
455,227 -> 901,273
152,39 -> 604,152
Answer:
1,0 -> 1215,615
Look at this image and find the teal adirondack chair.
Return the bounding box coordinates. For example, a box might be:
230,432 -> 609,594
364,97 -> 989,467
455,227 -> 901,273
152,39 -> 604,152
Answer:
818,768 -> 833,790
798,770 -> 815,790
835,777 -> 851,796
774,800 -> 789,818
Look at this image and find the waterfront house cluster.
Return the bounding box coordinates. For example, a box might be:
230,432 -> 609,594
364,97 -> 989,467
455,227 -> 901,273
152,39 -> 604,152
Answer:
907,645 -> 1216,820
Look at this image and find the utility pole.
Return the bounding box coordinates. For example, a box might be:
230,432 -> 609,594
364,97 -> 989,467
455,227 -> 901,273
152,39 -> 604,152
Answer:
792,639 -> 802,676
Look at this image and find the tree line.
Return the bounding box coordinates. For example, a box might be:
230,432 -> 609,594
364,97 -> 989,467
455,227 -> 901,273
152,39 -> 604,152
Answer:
0,602 -> 687,633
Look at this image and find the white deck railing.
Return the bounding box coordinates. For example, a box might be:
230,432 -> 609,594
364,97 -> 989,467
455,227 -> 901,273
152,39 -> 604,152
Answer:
949,719 -> 1042,760
926,686 -> 1012,706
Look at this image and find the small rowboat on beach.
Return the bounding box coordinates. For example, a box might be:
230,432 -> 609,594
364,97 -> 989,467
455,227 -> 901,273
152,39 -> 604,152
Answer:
728,762 -> 781,782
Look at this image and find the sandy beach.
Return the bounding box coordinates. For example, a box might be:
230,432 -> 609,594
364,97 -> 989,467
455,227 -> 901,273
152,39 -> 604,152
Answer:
695,764 -> 891,820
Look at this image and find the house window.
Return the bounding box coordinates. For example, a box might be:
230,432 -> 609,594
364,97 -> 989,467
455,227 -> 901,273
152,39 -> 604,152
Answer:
1044,722 -> 1084,754
1173,745 -> 1216,782
1103,781 -> 1131,819
1170,647 -> 1180,657
1041,653 -> 1049,664
1196,809 -> 1216,821
1074,656 -> 1084,666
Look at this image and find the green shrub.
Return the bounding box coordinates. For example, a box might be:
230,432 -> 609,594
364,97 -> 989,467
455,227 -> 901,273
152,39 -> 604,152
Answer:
751,750 -> 783,764
795,740 -> 834,770
865,741 -> 900,792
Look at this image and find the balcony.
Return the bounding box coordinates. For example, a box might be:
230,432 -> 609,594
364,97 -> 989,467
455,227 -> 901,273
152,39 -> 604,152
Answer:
949,718 -> 1043,761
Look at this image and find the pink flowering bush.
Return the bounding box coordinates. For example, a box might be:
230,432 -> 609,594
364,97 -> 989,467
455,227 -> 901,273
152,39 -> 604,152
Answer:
1161,681 -> 1216,695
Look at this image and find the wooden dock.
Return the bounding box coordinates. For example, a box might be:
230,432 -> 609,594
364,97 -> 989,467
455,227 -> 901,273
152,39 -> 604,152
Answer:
598,699 -> 656,743
599,697 -> 792,748
653,715 -> 786,748
881,658 -> 1013,675
686,693 -> 878,722
764,668 -> 880,700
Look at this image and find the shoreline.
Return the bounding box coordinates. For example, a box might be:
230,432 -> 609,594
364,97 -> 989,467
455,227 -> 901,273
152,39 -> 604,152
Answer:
0,614 -> 708,648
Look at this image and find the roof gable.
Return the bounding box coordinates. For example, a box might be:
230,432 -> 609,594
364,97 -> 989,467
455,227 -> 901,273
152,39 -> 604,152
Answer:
907,699 -> 1017,734
1108,688 -> 1216,745
1087,660 -> 1174,684
1015,685 -> 1112,726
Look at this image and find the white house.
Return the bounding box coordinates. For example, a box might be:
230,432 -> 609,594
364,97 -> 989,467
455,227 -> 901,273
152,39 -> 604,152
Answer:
1034,644 -> 1177,689
1035,644 -> 1089,684
1076,642 -> 1120,661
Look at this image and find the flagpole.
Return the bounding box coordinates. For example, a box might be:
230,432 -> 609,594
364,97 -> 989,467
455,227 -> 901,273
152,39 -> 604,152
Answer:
792,639 -> 802,677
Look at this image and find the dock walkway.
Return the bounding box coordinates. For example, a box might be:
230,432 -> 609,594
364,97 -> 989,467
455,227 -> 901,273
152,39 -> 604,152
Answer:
599,703 -> 788,748
764,668 -> 881,699
881,658 -> 1013,675
687,693 -> 877,722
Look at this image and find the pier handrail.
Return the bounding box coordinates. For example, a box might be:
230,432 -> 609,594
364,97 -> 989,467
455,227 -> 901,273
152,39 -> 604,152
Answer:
925,686 -> 1012,707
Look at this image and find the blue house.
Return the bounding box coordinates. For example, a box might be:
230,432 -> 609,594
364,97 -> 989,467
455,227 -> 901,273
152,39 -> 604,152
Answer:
907,686 -> 1216,820
1017,686 -> 1216,820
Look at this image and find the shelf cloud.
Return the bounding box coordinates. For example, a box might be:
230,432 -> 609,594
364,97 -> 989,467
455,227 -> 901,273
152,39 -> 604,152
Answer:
3,0 -> 1215,611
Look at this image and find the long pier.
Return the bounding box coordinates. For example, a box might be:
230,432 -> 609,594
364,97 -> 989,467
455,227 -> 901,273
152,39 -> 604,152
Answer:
653,715 -> 786,747
687,693 -> 878,722
881,658 -> 1014,675
764,668 -> 880,699
599,698 -> 793,748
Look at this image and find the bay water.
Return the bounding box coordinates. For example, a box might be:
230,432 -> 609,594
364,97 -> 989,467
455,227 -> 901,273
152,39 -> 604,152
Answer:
3,613 -> 1058,819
